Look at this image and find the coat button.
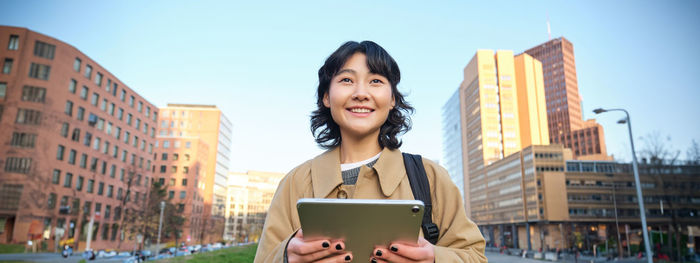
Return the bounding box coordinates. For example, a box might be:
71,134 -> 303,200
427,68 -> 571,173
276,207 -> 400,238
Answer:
337,190 -> 348,199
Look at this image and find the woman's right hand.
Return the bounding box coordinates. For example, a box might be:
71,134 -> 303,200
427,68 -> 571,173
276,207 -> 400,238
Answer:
287,229 -> 352,263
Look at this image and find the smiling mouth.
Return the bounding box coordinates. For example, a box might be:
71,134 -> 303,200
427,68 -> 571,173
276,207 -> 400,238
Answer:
347,108 -> 374,113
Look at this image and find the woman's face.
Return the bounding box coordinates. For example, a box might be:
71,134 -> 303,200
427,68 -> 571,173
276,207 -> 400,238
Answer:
323,52 -> 395,141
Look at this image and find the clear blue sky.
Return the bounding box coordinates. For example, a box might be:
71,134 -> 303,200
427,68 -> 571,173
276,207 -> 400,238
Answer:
2,0 -> 699,173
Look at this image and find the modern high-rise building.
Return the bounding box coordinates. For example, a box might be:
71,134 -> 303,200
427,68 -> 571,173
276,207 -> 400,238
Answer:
524,37 -> 610,160
0,26 -> 157,251
445,50 -> 550,216
157,104 -> 232,243
151,136 -> 208,244
224,171 -> 284,243
441,89 -> 465,199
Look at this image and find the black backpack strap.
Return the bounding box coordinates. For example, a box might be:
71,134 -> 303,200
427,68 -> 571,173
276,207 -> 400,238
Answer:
402,153 -> 440,245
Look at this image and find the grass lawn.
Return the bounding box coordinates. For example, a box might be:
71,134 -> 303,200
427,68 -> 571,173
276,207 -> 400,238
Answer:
157,244 -> 257,263
0,244 -> 25,254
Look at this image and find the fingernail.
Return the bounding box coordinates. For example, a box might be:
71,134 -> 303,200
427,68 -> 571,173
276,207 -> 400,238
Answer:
375,250 -> 382,256
336,244 -> 343,250
344,255 -> 351,261
371,258 -> 377,263
390,246 -> 398,252
322,242 -> 329,248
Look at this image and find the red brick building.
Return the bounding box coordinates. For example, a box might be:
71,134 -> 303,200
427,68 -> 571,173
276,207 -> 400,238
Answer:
0,26 -> 158,251
525,37 -> 610,160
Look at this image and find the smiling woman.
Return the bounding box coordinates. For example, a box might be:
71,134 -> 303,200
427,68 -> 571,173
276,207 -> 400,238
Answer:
254,41 -> 487,263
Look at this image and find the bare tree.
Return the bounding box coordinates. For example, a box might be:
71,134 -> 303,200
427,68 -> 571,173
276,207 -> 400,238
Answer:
638,131 -> 682,261
687,139 -> 700,165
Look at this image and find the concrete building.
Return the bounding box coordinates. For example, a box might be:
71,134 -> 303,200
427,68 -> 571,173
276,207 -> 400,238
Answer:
157,104 -> 233,243
224,171 -> 284,243
151,136 -> 208,244
524,37 -> 610,160
0,26 -> 157,251
476,145 -> 700,254
441,89 -> 465,198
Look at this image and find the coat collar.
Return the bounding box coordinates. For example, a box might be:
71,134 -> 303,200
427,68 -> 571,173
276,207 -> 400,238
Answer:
311,147 -> 406,198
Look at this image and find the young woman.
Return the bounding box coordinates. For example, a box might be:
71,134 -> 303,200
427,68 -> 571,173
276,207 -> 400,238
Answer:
254,41 -> 486,263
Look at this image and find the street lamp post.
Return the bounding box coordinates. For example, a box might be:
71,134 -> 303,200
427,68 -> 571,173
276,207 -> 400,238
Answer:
594,108 -> 652,263
606,173 -> 623,259
156,201 -> 165,256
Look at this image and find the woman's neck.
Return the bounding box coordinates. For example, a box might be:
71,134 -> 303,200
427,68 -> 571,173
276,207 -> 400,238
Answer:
339,131 -> 382,164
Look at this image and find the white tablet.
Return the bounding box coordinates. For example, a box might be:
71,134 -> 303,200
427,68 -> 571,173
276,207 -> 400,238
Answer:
296,198 -> 424,261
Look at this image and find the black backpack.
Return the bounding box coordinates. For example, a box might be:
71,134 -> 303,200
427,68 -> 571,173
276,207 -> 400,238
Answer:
402,153 -> 440,245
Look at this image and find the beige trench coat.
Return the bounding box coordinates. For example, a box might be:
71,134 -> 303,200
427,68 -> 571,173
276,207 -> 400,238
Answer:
254,147 -> 487,262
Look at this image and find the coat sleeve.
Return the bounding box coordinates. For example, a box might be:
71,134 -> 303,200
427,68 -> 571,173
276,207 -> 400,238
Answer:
426,161 -> 488,263
254,164 -> 308,263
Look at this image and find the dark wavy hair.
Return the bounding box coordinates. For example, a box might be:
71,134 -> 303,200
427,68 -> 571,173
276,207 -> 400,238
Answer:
310,41 -> 414,150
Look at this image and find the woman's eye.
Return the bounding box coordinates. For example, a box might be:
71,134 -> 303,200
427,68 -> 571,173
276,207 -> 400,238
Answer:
340,78 -> 352,83
370,79 -> 384,84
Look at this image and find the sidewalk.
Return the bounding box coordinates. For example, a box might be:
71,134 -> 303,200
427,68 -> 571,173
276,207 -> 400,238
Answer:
485,248 -> 648,263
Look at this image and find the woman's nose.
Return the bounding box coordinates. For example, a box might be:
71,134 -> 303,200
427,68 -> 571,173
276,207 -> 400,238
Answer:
352,83 -> 369,101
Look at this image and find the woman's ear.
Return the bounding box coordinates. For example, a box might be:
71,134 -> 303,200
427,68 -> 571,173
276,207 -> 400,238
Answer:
323,92 -> 331,108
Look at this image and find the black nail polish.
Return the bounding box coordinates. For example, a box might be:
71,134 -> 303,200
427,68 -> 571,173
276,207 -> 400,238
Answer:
322,242 -> 329,248
375,250 -> 382,256
336,244 -> 343,250
371,258 -> 377,263
344,255 -> 351,261
390,246 -> 398,252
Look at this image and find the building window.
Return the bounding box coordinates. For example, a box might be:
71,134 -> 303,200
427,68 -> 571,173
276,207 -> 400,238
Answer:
168,191 -> 174,199
183,166 -> 189,174
87,179 -> 94,193
28,63 -> 51,80
173,153 -> 179,161
117,108 -> 123,120
21,86 -> 46,103
170,178 -> 175,186
67,149 -> 76,164
48,193 -> 57,209
2,58 -> 12,74
15,108 -> 41,125
71,128 -> 80,142
160,165 -> 166,173
180,191 -> 186,199
161,153 -> 167,160
33,41 -> 55,59
73,58 -> 81,72
126,114 -> 132,125
56,145 -> 65,160
61,123 -> 69,137
0,82 -> 6,99
95,72 -> 103,86
91,93 -> 99,106
80,86 -> 88,100
120,89 -> 126,102
10,132 -> 36,148
79,154 -> 87,168
83,132 -> 92,146
85,65 -> 92,79
4,158 -> 32,174
129,96 -> 134,107
8,35 -> 19,50
77,176 -> 84,191
107,185 -> 113,198
63,173 -> 73,187
65,101 -> 73,116
52,169 -> 60,184
182,179 -> 187,186
77,106 -> 85,121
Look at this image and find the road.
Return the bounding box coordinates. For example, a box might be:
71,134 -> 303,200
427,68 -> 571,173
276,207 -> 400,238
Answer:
0,252 -> 131,263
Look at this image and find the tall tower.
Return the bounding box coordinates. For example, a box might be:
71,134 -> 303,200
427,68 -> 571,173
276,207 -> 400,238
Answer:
524,37 -> 583,138
444,49 -> 550,218
157,104 -> 233,243
525,37 -> 610,160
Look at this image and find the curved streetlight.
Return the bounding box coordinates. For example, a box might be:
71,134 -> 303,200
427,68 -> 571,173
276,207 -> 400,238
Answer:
593,108 -> 652,263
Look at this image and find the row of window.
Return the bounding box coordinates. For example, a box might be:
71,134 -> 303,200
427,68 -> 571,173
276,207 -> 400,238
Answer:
72,58 -> 156,122
55,144 -> 148,185
156,152 -> 192,161
49,193 -> 123,223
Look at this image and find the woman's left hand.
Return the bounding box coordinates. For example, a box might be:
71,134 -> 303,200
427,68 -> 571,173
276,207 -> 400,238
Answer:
370,236 -> 434,263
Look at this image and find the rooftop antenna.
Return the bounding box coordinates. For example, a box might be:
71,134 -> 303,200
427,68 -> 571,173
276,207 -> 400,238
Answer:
547,14 -> 552,40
